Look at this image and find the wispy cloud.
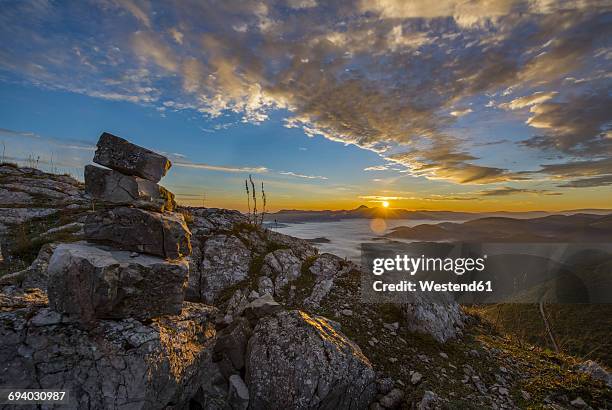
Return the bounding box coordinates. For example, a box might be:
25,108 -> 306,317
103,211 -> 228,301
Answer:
174,161 -> 268,173
364,165 -> 389,171
279,171 -> 328,180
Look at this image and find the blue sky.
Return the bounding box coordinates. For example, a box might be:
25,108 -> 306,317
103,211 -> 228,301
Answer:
0,1 -> 610,211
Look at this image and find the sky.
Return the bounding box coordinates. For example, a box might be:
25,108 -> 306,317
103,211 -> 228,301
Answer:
0,0 -> 611,212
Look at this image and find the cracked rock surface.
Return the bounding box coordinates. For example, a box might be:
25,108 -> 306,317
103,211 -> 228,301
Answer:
246,310 -> 376,410
84,207 -> 191,259
0,290 -> 217,410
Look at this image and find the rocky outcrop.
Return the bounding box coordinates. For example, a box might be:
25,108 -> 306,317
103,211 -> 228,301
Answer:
49,132 -> 192,324
93,132 -> 171,182
47,242 -> 188,321
84,207 -> 191,259
245,310 -> 376,409
0,291 -> 217,409
85,165 -> 176,212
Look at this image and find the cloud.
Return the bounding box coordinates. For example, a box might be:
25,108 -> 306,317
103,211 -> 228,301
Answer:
0,127 -> 95,151
529,157 -> 612,188
286,0 -> 318,9
359,195 -> 412,201
131,31 -> 179,72
557,175 -> 612,188
364,165 -> 389,171
450,108 -> 473,117
1,0 -> 610,188
387,142 -> 524,184
113,0 -> 152,28
476,186 -> 562,196
174,161 -> 268,173
521,90 -> 612,156
279,171 -> 328,180
500,91 -> 558,110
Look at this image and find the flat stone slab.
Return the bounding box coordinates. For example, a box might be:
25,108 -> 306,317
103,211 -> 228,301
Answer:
93,132 -> 171,182
48,242 -> 188,321
85,164 -> 176,212
84,207 -> 191,259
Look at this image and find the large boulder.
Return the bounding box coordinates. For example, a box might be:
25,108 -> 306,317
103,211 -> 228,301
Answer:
246,310 -> 376,409
47,242 -> 188,321
84,207 -> 191,259
85,165 -> 176,212
401,291 -> 465,343
0,294 -> 218,409
93,132 -> 171,182
190,234 -> 251,303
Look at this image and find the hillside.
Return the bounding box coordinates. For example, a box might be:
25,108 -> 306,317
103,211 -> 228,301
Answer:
386,214 -> 612,242
1,162 -> 611,409
266,206 -> 612,224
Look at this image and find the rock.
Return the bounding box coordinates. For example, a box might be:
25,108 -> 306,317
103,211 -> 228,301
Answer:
225,289 -> 250,318
243,293 -> 282,321
30,308 -> 63,326
439,352 -> 449,359
190,234 -> 251,303
376,377 -> 394,394
0,300 -> 217,409
341,309 -> 354,316
309,253 -> 349,279
471,375 -> 487,394
265,230 -> 318,259
577,360 -> 612,388
0,243 -> 57,289
47,242 -> 188,321
379,388 -> 404,408
246,310 -> 376,409
260,249 -> 302,294
248,290 -> 260,301
0,207 -> 58,226
0,188 -> 33,205
520,390 -> 531,400
85,164 -> 176,212
303,278 -> 334,309
84,207 -> 191,259
228,375 -> 250,410
401,291 -> 465,343
93,132 -> 171,182
411,371 -> 423,385
570,397 -> 587,408
418,391 -> 441,410
257,276 -> 275,296
213,316 -> 252,377
383,322 -> 399,332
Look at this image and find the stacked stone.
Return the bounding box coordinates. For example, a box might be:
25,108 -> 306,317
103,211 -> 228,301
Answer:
47,132 -> 192,322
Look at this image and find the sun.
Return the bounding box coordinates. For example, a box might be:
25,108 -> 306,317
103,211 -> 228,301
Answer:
382,201 -> 389,208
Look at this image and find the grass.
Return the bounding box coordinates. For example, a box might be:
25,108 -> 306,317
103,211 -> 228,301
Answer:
470,304 -> 612,367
